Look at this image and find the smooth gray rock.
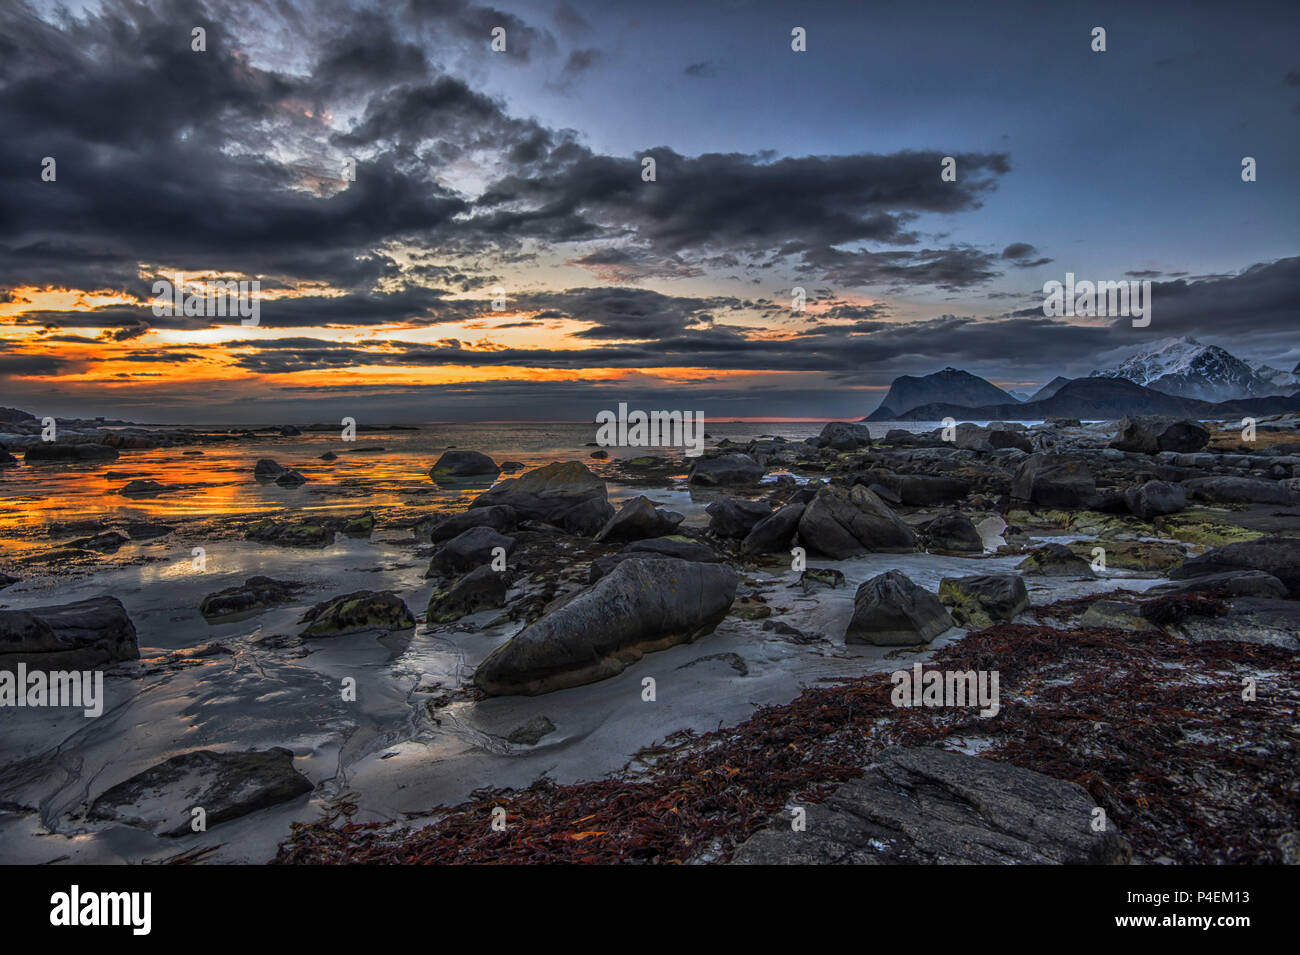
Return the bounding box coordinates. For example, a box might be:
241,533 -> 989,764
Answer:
426,526 -> 517,576
1182,477 -> 1293,505
813,421 -> 873,451
474,558 -> 739,696
688,453 -> 764,486
429,449 -> 499,481
1146,570 -> 1288,599
594,495 -> 684,543
1124,480 -> 1186,519
798,485 -> 914,558
706,498 -> 772,538
1171,538 -> 1300,596
741,502 -> 806,554
1010,453 -> 1096,508
426,565 -> 508,623
420,504 -> 518,544
470,461 -> 613,536
920,510 -> 983,553
589,537 -> 719,582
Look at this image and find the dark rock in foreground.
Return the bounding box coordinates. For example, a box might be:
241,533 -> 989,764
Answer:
474,558 -> 739,696
0,596 -> 138,670
741,502 -> 805,555
299,591 -> 415,637
589,536 -> 719,581
845,570 -> 953,645
253,458 -> 285,478
427,566 -> 508,623
427,526 -> 516,576
798,485 -> 914,558
730,747 -> 1130,864
470,461 -> 613,536
594,495 -> 683,543
706,498 -> 771,538
88,748 -> 312,837
430,449 -> 499,481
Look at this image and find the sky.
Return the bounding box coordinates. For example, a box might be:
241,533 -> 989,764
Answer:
1,0 -> 1297,423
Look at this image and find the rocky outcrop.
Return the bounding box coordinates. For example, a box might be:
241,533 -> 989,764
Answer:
731,747 -> 1130,864
87,748 -> 312,837
797,485 -> 914,558
0,596 -> 139,670
844,570 -> 953,645
741,503 -> 806,555
470,461 -> 613,536
474,558 -> 739,696
299,591 -> 415,637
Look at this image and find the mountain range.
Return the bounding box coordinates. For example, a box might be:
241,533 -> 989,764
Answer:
1090,336 -> 1298,403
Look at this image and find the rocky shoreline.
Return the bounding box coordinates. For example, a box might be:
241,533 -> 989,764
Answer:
3,411 -> 1299,864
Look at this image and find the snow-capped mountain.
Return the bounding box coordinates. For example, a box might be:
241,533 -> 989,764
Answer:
1091,336 -> 1298,403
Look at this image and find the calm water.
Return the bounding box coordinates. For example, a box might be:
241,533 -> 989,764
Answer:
0,419 -> 966,552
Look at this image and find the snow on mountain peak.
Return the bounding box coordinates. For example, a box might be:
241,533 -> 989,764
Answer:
1090,337 -> 1297,402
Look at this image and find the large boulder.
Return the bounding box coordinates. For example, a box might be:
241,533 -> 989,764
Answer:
919,510 -> 984,553
426,566 -> 508,623
1010,453 -> 1096,508
954,423 -> 1032,453
1111,416 -> 1210,454
811,421 -> 873,451
731,747 -> 1129,865
845,570 -> 953,645
688,453 -> 764,486
299,591 -> 416,637
741,502 -> 806,555
1170,538 -> 1300,596
797,485 -> 914,559
474,558 -> 739,695
469,462 -> 613,536
429,450 -> 499,482
426,526 -> 516,576
1147,570 -> 1288,599
253,458 -> 285,478
0,596 -> 139,670
87,748 -> 312,837
706,498 -> 772,538
1124,480 -> 1186,520
938,574 -> 1029,629
594,495 -> 684,543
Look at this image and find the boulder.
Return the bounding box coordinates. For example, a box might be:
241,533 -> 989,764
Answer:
705,498 -> 772,538
1170,538 -> 1300,596
429,450 -> 499,482
253,458 -> 285,478
274,469 -> 307,487
426,526 -> 516,576
955,423 -> 1032,453
1111,416 -> 1210,454
688,453 -> 764,486
938,574 -> 1029,629
1124,480 -> 1186,519
199,577 -> 305,619
1010,453 -> 1096,508
741,502 -> 806,555
919,510 -> 984,553
118,479 -> 169,496
845,570 -> 954,645
426,566 -> 508,623
87,748 -> 312,837
594,495 -> 684,543
731,747 -> 1129,865
474,558 -> 740,695
299,591 -> 416,637
797,485 -> 914,559
0,596 -> 139,670
470,461 -> 613,536
1146,570 -> 1288,599
812,421 -> 873,451
1080,600 -> 1158,632
1017,543 -> 1096,577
